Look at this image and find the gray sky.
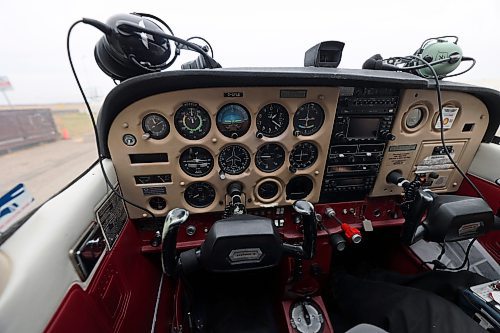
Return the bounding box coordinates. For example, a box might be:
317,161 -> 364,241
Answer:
1,0 -> 500,105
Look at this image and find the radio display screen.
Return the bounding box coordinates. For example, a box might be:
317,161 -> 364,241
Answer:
347,117 -> 380,138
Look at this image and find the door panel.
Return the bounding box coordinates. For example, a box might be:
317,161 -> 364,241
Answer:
0,158 -> 163,333
45,221 -> 162,333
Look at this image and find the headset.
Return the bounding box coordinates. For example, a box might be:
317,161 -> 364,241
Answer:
83,13 -> 220,81
362,36 -> 475,79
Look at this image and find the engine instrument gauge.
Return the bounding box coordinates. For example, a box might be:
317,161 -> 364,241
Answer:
256,103 -> 289,137
293,103 -> 325,136
180,147 -> 214,177
142,113 -> 170,139
405,107 -> 424,128
184,182 -> 216,208
255,143 -> 286,172
216,104 -> 251,138
218,145 -> 251,175
174,103 -> 211,140
289,142 -> 318,170
257,180 -> 280,200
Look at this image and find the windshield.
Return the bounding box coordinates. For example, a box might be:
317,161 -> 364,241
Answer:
1,0 -> 499,238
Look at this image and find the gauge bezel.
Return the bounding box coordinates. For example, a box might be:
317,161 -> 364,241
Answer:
216,103 -> 251,138
179,146 -> 215,177
174,103 -> 211,140
255,178 -> 282,203
184,182 -> 216,208
293,102 -> 325,136
142,112 -> 170,140
218,144 -> 251,175
255,143 -> 286,173
256,103 -> 289,138
289,141 -> 319,170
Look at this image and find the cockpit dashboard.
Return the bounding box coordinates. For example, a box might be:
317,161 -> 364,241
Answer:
98,68 -> 493,220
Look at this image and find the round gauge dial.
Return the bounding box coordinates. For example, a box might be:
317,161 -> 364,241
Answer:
293,103 -> 325,136
218,145 -> 251,175
256,103 -> 289,137
286,176 -> 313,200
289,142 -> 318,170
184,182 -> 216,208
149,196 -> 167,210
406,107 -> 424,128
257,180 -> 280,200
174,103 -> 211,140
180,147 -> 214,177
142,113 -> 170,139
216,104 -> 251,138
255,143 -> 286,173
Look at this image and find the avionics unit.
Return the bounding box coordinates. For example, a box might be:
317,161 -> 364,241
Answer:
320,87 -> 399,202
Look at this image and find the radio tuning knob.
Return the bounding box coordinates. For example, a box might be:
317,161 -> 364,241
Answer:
382,131 -> 396,141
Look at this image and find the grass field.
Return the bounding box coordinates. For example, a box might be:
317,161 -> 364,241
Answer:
52,112 -> 94,138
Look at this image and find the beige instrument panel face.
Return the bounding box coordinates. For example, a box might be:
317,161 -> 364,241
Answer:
371,89 -> 489,197
108,87 -> 340,218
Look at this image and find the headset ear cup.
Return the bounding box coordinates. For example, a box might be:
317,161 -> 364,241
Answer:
94,36 -> 149,81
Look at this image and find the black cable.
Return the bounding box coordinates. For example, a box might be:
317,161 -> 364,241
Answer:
405,55 -> 487,203
446,238 -> 477,271
67,20 -> 155,218
186,36 -> 214,58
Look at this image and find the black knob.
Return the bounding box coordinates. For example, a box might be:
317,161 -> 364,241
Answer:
293,130 -> 301,137
382,131 -> 396,141
289,166 -> 297,173
256,132 -> 264,139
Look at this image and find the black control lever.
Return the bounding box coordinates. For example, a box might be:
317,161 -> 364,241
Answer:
387,170 -> 435,245
283,200 -> 317,259
161,208 -> 190,276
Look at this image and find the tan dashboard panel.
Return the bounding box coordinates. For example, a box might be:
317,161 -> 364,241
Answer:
371,89 -> 489,197
108,87 -> 340,218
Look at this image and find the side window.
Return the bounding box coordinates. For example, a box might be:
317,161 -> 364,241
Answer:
493,124 -> 500,145
0,105 -> 97,240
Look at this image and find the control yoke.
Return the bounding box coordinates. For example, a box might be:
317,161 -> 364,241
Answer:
387,170 -> 500,245
282,200 -> 318,259
161,199 -> 319,277
161,208 -> 189,276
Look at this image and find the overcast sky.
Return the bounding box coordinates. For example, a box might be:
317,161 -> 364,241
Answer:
1,0 -> 499,105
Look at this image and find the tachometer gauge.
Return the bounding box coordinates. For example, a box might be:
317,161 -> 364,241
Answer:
174,103 -> 211,140
184,182 -> 216,208
216,104 -> 251,138
293,103 -> 325,136
405,107 -> 424,128
255,143 -> 285,172
289,142 -> 318,170
256,103 -> 289,137
218,145 -> 251,175
180,147 -> 214,177
142,113 -> 170,139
